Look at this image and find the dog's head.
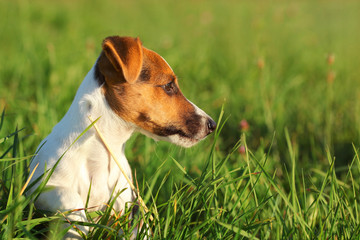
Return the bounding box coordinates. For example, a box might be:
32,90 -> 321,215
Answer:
95,36 -> 216,147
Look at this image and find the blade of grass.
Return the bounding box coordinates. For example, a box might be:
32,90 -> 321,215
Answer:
251,153 -> 311,237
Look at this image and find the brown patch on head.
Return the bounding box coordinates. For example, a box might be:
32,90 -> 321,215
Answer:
101,36 -> 143,83
139,67 -> 151,82
137,112 -> 150,122
95,36 -> 203,140
94,61 -> 105,86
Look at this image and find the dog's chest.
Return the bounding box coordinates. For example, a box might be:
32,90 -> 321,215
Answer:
66,137 -> 134,211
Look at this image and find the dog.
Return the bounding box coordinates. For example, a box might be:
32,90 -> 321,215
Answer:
28,36 -> 216,239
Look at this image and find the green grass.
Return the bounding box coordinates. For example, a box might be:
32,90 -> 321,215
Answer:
1,0 -> 360,238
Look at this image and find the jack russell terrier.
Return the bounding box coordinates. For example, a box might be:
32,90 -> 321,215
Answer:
28,36 -> 216,239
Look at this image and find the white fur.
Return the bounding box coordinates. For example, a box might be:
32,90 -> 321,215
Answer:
29,65 -> 136,238
28,62 -> 213,239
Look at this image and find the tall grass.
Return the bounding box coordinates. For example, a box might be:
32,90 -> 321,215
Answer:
1,106 -> 360,238
1,0 -> 360,239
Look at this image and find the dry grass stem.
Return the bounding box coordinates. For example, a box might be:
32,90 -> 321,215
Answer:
87,115 -> 153,221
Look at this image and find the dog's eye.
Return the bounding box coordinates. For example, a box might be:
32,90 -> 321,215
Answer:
162,81 -> 177,95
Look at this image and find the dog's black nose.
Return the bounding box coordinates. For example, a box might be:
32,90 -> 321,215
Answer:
207,118 -> 217,134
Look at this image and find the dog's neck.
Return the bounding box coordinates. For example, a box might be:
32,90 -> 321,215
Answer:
30,63 -> 136,206
52,63 -> 135,159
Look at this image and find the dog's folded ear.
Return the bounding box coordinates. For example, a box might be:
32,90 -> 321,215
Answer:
101,36 -> 143,84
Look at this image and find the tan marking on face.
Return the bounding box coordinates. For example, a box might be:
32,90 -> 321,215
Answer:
97,37 -> 203,140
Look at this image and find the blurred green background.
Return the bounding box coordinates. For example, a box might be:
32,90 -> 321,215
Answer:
1,0 -> 360,238
1,0 -> 360,172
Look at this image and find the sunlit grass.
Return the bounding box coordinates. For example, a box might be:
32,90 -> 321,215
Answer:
1,0 -> 360,239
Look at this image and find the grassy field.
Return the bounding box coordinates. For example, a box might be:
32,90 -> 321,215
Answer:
1,0 -> 360,239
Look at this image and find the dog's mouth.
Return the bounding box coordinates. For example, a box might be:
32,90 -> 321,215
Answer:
152,125 -> 193,139
136,116 -> 216,148
154,125 -> 203,147
138,128 -> 201,148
